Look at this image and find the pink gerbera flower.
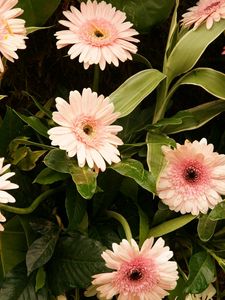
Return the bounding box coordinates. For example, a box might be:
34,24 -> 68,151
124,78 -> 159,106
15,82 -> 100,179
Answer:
181,0 -> 225,30
0,0 -> 27,73
48,88 -> 123,172
85,238 -> 178,300
0,211 -> 6,231
157,138 -> 225,215
55,0 -> 139,70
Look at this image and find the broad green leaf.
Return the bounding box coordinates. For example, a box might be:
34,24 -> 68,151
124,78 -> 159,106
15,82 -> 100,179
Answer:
209,202 -> 225,221
14,111 -> 49,138
138,206 -> 149,247
26,228 -> 60,275
0,217 -> 27,275
146,131 -> 176,181
65,185 -> 87,231
109,69 -> 166,118
148,214 -> 196,237
111,158 -> 156,193
186,251 -> 215,294
170,68 -> 225,100
109,0 -> 175,33
35,267 -> 46,293
17,148 -> 46,171
44,149 -> 97,199
163,100 -> 225,134
166,19 -> 225,82
47,234 -> 107,294
197,214 -> 217,242
33,167 -> 69,185
17,0 -> 61,26
0,262 -> 49,300
168,277 -> 186,300
0,107 -> 24,156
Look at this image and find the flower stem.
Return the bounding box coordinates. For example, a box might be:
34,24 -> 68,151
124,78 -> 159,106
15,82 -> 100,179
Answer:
92,64 -> 100,92
107,210 -> 132,242
0,185 -> 64,214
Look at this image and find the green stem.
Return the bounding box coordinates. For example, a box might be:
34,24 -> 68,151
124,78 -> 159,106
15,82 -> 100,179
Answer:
92,64 -> 100,92
107,210 -> 132,242
152,78 -> 169,123
0,185 -> 64,214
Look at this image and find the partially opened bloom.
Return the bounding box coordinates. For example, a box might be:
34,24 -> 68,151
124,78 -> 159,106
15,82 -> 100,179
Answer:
48,88 -> 123,172
185,283 -> 216,300
55,0 -> 139,70
0,157 -> 18,204
85,238 -> 178,300
0,0 -> 27,73
157,138 -> 225,215
181,0 -> 225,30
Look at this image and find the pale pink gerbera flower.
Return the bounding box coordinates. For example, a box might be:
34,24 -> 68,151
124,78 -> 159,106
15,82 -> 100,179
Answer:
0,211 -> 6,231
48,88 -> 123,172
181,0 -> 225,30
0,0 -> 27,73
157,138 -> 225,215
185,283 -> 216,300
55,0 -> 139,70
85,238 -> 178,300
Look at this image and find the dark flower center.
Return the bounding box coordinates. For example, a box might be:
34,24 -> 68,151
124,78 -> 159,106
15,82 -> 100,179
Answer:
184,166 -> 199,182
83,124 -> 93,135
94,29 -> 104,38
128,268 -> 143,281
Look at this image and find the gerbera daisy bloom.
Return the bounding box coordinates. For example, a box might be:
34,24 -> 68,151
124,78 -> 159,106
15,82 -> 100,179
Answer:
181,0 -> 225,30
0,211 -> 6,231
0,157 -> 19,204
185,283 -> 216,299
157,138 -> 225,215
0,0 -> 27,73
84,238 -> 178,300
55,0 -> 139,70
48,88 -> 123,172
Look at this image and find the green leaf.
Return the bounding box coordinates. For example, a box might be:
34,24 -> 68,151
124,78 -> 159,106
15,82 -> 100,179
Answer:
0,217 -> 28,275
0,107 -> 24,156
109,0 -> 175,33
33,167 -> 69,185
0,262 -> 49,300
166,19 -> 225,82
47,234 -> 107,294
186,251 -> 215,294
163,100 -> 225,134
197,214 -> 217,242
148,214 -> 196,237
170,68 -> 225,100
17,148 -> 46,171
168,276 -> 186,300
26,26 -> 51,35
146,131 -> 176,181
26,229 -> 60,275
14,111 -> 49,138
17,0 -> 61,26
209,202 -> 225,221
138,206 -> 149,247
111,158 -> 156,193
65,185 -> 87,231
44,149 -> 97,199
109,69 -> 166,118
35,267 -> 46,293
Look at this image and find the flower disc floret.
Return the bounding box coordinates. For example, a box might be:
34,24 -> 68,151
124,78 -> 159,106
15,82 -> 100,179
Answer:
85,238 -> 178,300
48,88 -> 123,172
55,0 -> 139,70
157,138 -> 225,215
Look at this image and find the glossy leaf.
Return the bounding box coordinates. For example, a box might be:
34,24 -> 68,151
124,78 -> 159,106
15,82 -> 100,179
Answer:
209,202 -> 225,221
163,100 -> 225,134
33,167 -> 69,185
47,234 -> 107,294
166,19 -> 225,82
148,214 -> 196,237
44,149 -> 97,199
17,148 -> 46,171
111,158 -> 156,193
109,0 -> 175,33
26,228 -> 60,275
197,214 -> 217,242
186,251 -> 215,294
17,0 -> 61,26
170,68 -> 225,100
109,69 -> 166,118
